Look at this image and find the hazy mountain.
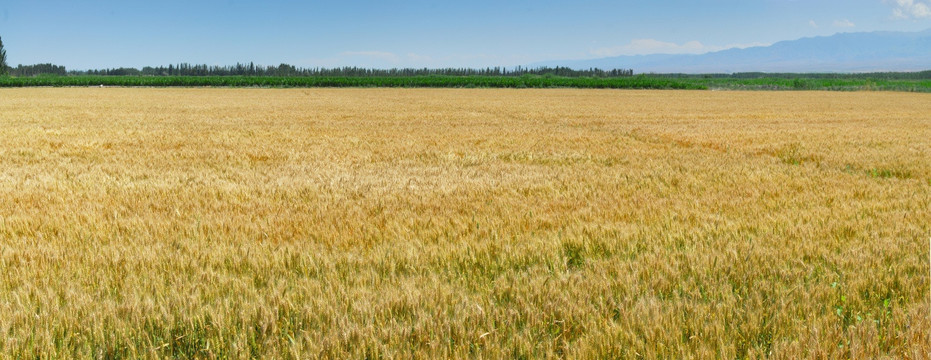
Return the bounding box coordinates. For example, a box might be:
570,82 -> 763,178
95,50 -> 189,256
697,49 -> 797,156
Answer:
533,29 -> 931,73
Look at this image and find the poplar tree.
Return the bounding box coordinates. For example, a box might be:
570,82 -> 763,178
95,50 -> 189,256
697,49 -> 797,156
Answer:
0,36 -> 8,75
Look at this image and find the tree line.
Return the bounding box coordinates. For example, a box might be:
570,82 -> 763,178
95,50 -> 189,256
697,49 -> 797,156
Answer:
0,38 -> 634,78
58,63 -> 634,78
9,63 -> 68,76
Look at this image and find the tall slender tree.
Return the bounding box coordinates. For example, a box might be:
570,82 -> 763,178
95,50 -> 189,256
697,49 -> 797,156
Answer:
0,36 -> 8,76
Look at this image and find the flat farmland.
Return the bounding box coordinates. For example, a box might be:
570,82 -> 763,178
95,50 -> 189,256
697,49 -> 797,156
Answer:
0,88 -> 928,358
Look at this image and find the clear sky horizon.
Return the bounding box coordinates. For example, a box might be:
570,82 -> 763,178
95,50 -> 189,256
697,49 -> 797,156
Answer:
1,0 -> 929,70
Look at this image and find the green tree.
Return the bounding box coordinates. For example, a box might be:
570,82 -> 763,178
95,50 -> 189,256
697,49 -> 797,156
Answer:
0,36 -> 8,76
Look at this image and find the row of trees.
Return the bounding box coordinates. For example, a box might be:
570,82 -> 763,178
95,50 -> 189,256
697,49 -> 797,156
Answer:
3,61 -> 635,78
9,63 -> 67,76
73,64 -> 635,78
0,35 -> 636,78
0,35 -> 634,78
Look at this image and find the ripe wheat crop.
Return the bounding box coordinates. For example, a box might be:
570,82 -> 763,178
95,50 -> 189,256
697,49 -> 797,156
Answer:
0,88 -> 928,358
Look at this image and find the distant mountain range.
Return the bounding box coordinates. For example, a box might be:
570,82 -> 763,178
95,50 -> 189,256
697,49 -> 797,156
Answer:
533,29 -> 931,73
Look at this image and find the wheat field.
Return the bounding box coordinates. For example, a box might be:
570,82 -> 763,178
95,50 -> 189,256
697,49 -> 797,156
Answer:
0,88 -> 928,358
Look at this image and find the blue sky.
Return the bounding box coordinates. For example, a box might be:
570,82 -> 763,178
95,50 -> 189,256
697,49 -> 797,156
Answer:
0,0 -> 929,70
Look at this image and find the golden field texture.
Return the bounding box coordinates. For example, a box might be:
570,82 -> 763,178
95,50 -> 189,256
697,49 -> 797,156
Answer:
0,88 -> 929,358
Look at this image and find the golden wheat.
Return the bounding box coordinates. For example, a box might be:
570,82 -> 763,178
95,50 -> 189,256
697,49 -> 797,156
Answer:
0,88 -> 928,358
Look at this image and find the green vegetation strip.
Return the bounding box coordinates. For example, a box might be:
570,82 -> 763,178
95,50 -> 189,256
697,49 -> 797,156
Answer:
0,75 -> 706,89
691,77 -> 931,92
3,75 -> 929,91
